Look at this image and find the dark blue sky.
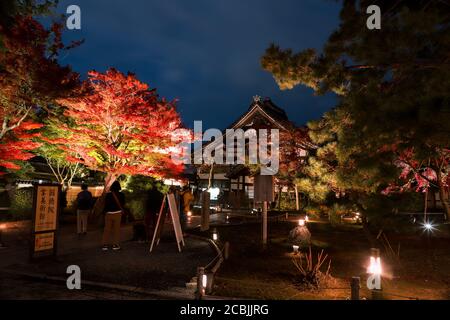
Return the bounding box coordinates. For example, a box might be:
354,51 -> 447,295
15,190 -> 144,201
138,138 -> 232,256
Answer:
57,0 -> 340,129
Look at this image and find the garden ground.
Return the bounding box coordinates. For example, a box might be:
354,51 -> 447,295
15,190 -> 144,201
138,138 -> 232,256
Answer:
1,213 -> 449,300
0,219 -> 215,299
208,215 -> 450,300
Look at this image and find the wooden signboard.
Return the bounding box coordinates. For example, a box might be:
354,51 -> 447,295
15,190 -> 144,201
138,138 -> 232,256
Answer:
30,184 -> 61,259
254,175 -> 275,202
150,193 -> 185,253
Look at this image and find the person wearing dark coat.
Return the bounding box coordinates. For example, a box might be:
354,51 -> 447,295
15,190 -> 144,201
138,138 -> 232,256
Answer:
144,187 -> 164,240
102,181 -> 125,251
76,184 -> 93,236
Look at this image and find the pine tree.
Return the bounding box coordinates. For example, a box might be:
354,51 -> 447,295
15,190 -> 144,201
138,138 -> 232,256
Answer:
262,1 -> 450,219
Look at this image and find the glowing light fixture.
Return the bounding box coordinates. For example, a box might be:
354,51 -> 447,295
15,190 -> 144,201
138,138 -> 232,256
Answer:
212,228 -> 219,241
367,248 -> 382,275
208,187 -> 220,200
202,274 -> 208,288
368,256 -> 382,275
421,221 -> 436,233
0,224 -> 6,248
292,245 -> 299,253
298,219 -> 305,227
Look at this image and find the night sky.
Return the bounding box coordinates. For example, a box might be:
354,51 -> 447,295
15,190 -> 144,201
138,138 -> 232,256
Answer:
57,0 -> 340,129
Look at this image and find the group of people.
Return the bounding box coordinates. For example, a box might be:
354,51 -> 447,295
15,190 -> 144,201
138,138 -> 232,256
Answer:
75,182 -> 195,252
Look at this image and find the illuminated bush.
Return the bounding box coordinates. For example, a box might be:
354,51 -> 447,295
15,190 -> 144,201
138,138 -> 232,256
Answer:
9,187 -> 33,220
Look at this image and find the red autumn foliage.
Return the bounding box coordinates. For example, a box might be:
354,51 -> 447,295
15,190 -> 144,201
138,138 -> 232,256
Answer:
0,121 -> 43,173
0,15 -> 80,173
382,147 -> 450,194
277,126 -> 310,185
54,68 -> 191,186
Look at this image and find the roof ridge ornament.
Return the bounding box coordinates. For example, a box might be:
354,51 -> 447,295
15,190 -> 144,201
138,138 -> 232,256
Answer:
253,95 -> 261,103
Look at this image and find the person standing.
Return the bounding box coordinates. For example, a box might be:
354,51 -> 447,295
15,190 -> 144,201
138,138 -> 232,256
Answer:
144,186 -> 164,241
102,181 -> 125,251
181,186 -> 194,218
179,186 -> 193,231
76,184 -> 92,237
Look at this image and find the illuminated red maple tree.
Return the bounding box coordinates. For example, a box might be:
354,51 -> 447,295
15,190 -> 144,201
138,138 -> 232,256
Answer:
54,68 -> 190,189
0,16 -> 80,174
0,121 -> 43,173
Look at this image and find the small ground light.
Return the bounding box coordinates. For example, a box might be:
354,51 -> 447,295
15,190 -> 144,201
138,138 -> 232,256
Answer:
368,256 -> 382,275
421,221 -> 436,233
202,274 -> 208,288
305,215 -> 309,222
368,248 -> 382,275
292,245 -> 299,253
0,224 -> 6,248
298,219 -> 305,227
187,211 -> 192,217
212,229 -> 219,241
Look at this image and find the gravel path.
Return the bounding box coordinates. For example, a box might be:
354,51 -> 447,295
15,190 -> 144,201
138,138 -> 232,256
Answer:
0,220 -> 215,299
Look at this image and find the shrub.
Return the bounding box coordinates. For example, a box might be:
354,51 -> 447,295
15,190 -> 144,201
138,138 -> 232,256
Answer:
126,194 -> 146,220
304,204 -> 327,219
292,247 -> 332,290
122,175 -> 168,220
328,203 -> 348,225
9,187 -> 34,220
0,190 -> 11,208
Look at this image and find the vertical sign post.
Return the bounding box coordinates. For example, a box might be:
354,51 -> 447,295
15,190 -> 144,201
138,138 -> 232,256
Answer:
262,201 -> 268,248
201,191 -> 210,231
30,184 -> 61,260
254,175 -> 274,249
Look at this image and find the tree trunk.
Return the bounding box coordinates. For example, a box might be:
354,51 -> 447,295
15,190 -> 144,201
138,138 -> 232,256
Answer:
438,184 -> 449,221
436,169 -> 449,221
361,215 -> 377,247
207,164 -> 214,190
277,186 -> 282,210
295,184 -> 300,211
91,172 -> 117,219
104,172 -> 117,193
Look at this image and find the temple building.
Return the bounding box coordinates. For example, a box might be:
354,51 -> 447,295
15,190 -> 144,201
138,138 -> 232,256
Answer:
195,96 -> 313,210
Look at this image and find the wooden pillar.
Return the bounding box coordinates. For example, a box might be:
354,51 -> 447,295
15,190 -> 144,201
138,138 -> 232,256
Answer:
351,277 -> 360,300
224,242 -> 230,260
295,184 -> 300,211
262,201 -> 268,249
201,191 -> 210,231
